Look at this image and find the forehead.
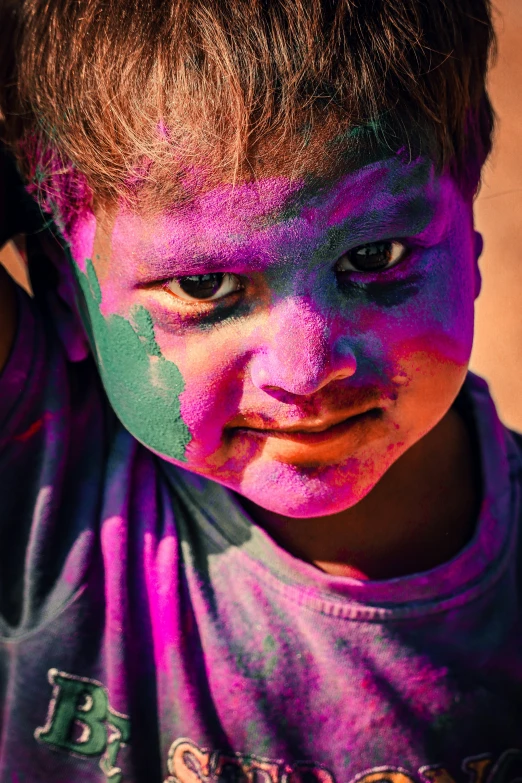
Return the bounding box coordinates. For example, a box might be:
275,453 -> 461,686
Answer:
88,155 -> 452,275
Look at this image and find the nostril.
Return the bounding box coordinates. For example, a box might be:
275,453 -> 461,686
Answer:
259,385 -> 303,405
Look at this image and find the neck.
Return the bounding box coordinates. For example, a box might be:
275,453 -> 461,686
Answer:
239,406 -> 481,581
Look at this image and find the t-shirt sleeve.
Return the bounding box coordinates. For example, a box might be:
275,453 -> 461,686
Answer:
0,280 -> 44,444
0,266 -> 111,634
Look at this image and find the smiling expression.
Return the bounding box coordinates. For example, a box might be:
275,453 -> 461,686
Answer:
66,154 -> 482,518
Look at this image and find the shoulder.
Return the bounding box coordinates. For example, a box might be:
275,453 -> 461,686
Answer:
505,427 -> 522,480
508,428 -> 522,452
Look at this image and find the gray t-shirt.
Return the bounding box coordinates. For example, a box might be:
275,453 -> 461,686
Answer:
1,238 -> 522,783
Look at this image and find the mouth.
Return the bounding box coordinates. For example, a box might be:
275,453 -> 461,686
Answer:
230,408 -> 383,446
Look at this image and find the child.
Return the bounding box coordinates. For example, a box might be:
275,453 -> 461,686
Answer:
1,1 -> 521,782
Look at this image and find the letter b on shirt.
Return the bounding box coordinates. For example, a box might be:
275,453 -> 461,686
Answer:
36,669 -> 110,755
35,666 -> 131,783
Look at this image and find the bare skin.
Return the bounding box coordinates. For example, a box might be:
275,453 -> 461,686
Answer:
239,405 -> 480,580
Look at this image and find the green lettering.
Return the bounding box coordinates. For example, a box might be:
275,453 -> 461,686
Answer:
35,670 -> 108,756
99,709 -> 131,783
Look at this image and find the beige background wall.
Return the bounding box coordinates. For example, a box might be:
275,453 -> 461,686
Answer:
1,1 -> 521,428
471,0 -> 522,431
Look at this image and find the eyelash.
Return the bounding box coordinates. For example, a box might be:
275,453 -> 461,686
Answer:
161,274 -> 245,310
335,239 -> 411,277
160,239 -> 415,309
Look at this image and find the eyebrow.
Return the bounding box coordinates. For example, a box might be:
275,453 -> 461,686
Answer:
142,245 -> 275,279
141,186 -> 443,279
321,186 -> 445,257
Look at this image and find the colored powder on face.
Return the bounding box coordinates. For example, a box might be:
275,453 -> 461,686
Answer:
70,253 -> 191,461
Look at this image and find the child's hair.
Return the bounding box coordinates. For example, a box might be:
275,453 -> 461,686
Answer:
0,0 -> 496,237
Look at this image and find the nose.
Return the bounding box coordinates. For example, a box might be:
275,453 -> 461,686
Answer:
249,296 -> 357,399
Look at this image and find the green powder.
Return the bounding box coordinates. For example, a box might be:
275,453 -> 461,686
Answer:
71,255 -> 191,462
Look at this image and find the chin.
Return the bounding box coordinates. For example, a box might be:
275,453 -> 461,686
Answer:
229,451 -> 390,519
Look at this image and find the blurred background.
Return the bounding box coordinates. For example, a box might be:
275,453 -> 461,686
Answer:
1,0 -> 522,428
470,0 -> 522,431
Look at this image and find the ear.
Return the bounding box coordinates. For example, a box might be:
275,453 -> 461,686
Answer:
473,230 -> 484,300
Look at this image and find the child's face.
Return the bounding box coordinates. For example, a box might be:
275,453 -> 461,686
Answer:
67,155 -> 482,518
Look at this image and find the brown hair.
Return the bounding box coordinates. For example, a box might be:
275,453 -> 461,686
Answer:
0,0 -> 497,236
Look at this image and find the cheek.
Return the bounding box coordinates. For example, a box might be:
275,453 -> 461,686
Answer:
70,257 -> 193,463
404,261 -> 475,368
93,313 -> 192,461
372,269 -> 474,434
340,259 -> 474,435
155,328 -> 247,461
357,255 -> 475,374
68,213 -> 97,274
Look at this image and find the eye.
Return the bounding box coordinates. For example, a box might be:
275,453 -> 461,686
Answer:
336,240 -> 408,273
165,273 -> 242,302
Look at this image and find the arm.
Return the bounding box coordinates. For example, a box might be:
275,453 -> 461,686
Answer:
0,261 -> 16,373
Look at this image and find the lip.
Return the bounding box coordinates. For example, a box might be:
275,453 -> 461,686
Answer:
231,408 -> 383,445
